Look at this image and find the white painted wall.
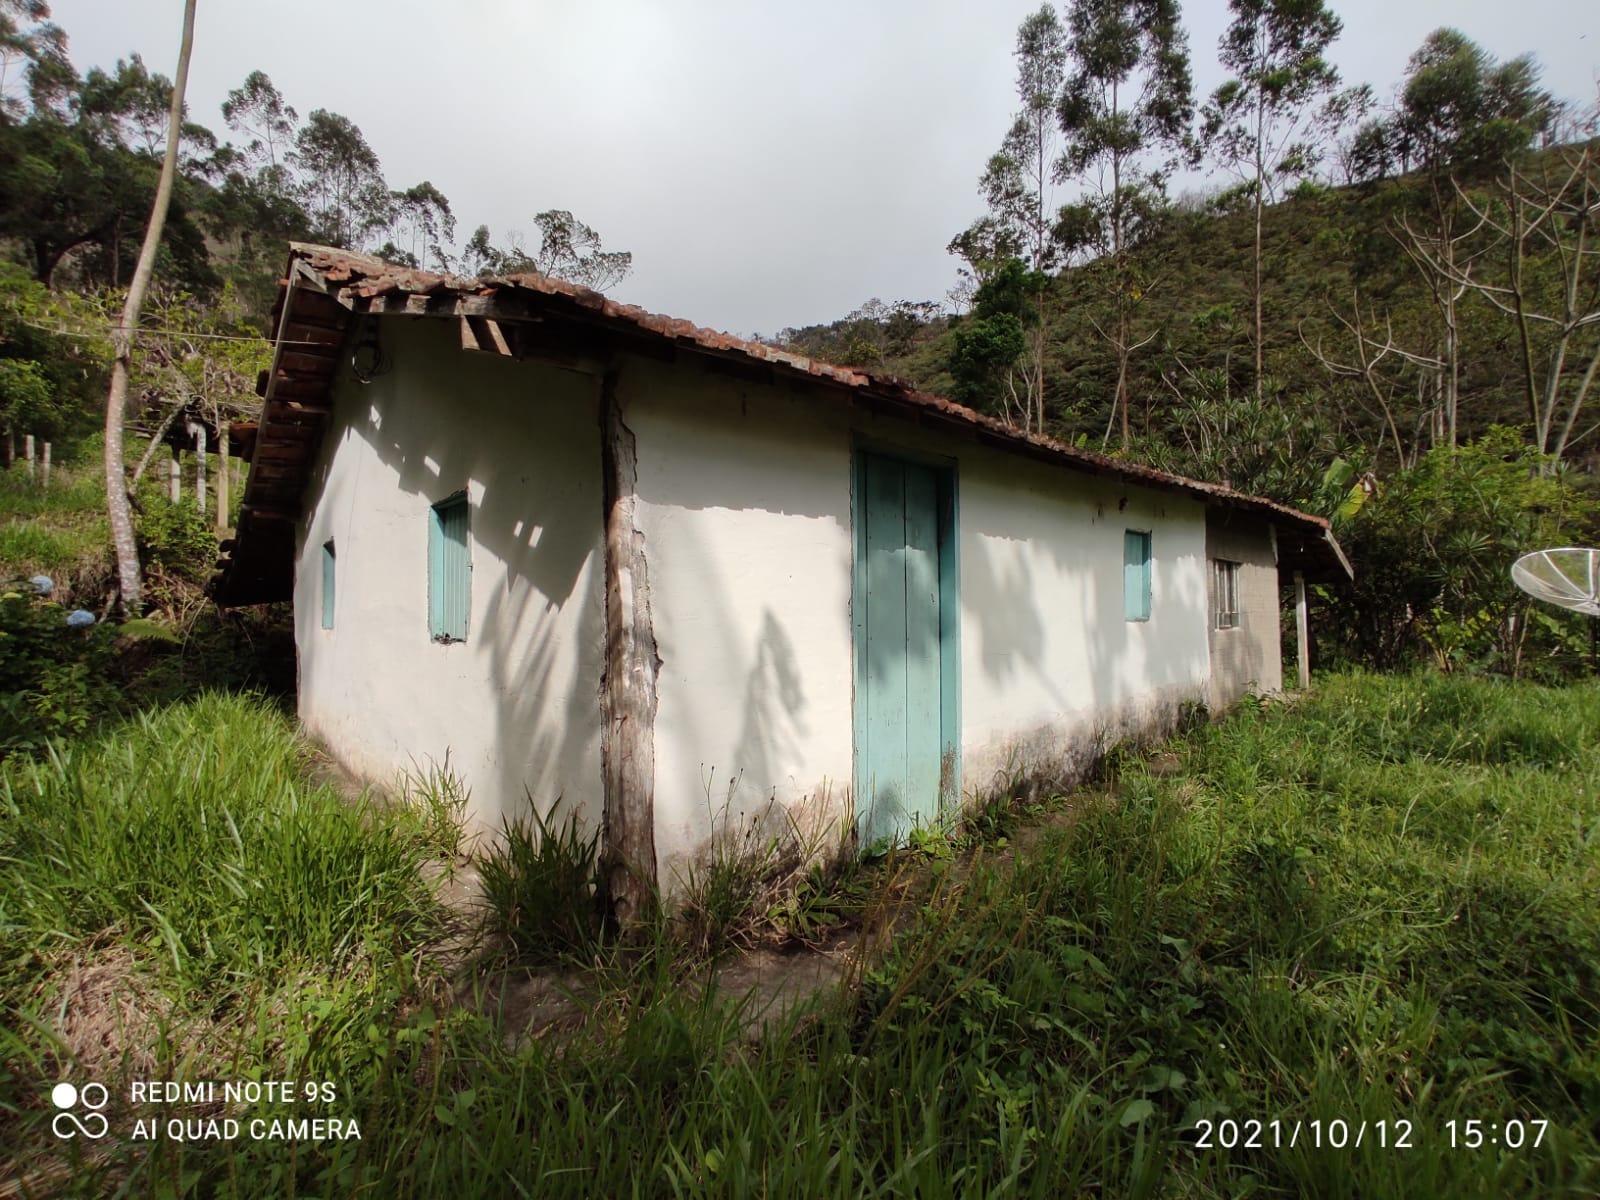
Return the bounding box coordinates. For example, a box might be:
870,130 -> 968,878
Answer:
623,361 -> 856,884
294,318 -> 607,841
293,332 -> 1223,881
1205,510 -> 1284,708
954,447 -> 1210,796
626,362 -> 1210,879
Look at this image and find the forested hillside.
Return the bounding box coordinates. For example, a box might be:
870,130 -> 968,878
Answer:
773,7 -> 1600,678
804,148 -> 1600,490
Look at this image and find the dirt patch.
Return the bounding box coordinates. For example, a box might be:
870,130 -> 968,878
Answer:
713,934 -> 861,1038
300,745 -> 381,805
464,965 -> 600,1050
27,939 -> 184,1082
439,769 -> 1169,1050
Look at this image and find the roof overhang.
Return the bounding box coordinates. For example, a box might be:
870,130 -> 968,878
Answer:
213,244 -> 1353,604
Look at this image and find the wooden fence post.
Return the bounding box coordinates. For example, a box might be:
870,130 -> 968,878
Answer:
195,422 -> 207,518
41,442 -> 50,491
1295,571 -> 1311,690
24,434 -> 34,480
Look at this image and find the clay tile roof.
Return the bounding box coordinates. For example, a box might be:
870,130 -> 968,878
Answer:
213,244 -> 1351,605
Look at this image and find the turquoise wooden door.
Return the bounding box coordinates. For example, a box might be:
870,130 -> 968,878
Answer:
857,454 -> 944,847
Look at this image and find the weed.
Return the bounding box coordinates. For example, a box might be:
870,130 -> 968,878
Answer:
476,796 -> 600,964
675,807 -> 797,960
396,755 -> 470,861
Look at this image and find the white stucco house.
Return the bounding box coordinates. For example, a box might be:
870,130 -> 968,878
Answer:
217,244 -> 1350,906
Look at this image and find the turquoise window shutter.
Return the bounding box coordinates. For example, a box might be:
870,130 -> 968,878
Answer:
321,539 -> 335,630
429,494 -> 471,642
1124,530 -> 1151,621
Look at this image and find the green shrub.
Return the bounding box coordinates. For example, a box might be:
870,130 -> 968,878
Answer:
0,586 -> 119,754
134,492 -> 218,608
1329,429 -> 1600,676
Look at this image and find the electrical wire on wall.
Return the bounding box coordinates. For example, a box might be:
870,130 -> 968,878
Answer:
350,318 -> 391,385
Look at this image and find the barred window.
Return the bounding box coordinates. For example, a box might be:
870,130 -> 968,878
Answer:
1212,559 -> 1240,630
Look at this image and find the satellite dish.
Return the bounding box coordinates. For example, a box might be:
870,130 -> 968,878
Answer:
1511,547 -> 1600,616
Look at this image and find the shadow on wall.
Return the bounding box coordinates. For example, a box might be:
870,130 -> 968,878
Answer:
305,316 -> 606,838
731,609 -> 808,816
625,368 -> 852,864
959,453 -> 1210,799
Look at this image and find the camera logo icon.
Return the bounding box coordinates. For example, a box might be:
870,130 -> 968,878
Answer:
51,1082 -> 109,1139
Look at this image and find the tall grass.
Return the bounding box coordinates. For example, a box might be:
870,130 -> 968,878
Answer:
0,693 -> 450,1188
5,672 -> 1598,1197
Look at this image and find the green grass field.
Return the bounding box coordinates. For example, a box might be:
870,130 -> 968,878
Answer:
3,672 -> 1597,1197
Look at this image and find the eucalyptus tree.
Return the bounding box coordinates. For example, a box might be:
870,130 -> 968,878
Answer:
1202,0 -> 1347,402
78,55 -> 178,157
524,208 -> 631,291
292,108 -> 388,250
459,213 -> 632,291
221,69 -> 298,196
387,181 -> 455,272
0,0 -> 67,120
1389,30 -> 1554,449
460,223 -> 503,277
953,5 -> 1066,433
1055,0 -> 1193,447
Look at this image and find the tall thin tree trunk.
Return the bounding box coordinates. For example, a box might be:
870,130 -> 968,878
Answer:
1253,88 -> 1266,404
1034,108 -> 1049,435
1112,115 -> 1130,449
194,422 -> 207,517
103,0 -> 197,615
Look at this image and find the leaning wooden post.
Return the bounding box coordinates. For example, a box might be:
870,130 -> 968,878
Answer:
597,368 -> 660,932
1294,570 -> 1311,690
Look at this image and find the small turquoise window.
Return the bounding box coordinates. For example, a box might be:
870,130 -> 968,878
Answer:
320,539 -> 335,630
428,493 -> 470,643
1124,530 -> 1152,621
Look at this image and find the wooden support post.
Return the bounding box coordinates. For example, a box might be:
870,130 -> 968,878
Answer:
597,368 -> 660,932
216,437 -> 229,530
169,446 -> 181,503
1294,570 -> 1311,690
24,434 -> 34,480
41,442 -> 50,491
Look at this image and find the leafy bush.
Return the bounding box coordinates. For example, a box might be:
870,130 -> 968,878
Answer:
0,585 -> 118,754
1328,429 -> 1600,676
133,491 -> 219,617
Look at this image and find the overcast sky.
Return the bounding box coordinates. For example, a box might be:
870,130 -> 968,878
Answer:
46,0 -> 1600,336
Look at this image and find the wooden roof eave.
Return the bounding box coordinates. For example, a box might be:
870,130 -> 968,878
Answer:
216,242 -> 1355,605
